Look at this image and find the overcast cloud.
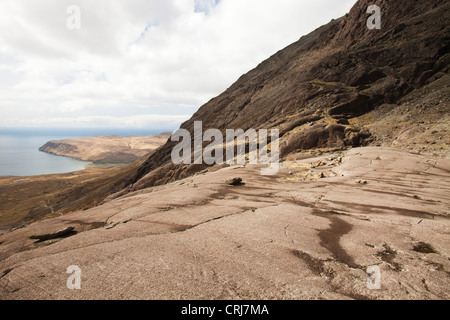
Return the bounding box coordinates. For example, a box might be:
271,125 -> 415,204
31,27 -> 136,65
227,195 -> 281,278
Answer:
0,0 -> 356,131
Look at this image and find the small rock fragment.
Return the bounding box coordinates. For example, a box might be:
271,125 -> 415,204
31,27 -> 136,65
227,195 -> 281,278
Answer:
312,160 -> 326,168
226,178 -> 244,186
413,242 -> 436,254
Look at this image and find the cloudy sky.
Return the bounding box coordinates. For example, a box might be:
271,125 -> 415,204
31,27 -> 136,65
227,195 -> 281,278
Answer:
0,0 -> 356,132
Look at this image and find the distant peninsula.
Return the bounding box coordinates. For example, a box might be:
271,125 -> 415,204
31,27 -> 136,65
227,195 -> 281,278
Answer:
39,132 -> 171,164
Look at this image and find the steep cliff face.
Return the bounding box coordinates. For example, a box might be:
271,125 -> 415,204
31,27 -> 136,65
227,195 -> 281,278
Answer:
125,0 -> 449,192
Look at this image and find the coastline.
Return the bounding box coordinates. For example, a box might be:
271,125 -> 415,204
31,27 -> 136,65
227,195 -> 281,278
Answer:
0,164 -> 134,232
38,133 -> 171,164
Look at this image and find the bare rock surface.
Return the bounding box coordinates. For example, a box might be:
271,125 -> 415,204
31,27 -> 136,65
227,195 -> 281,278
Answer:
0,147 -> 449,300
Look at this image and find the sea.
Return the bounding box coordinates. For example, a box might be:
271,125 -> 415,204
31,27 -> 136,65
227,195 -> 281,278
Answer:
0,128 -> 162,177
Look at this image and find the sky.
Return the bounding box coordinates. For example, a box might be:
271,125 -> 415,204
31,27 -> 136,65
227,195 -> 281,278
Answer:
0,0 -> 357,132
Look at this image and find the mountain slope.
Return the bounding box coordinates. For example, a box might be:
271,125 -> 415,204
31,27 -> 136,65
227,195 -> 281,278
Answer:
1,147 -> 449,299
4,0 -> 447,229
1,0 -> 449,300
127,0 -> 449,192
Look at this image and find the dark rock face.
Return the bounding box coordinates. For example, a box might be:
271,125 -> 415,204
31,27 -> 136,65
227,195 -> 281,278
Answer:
29,227 -> 75,242
280,124 -> 372,157
129,0 -> 449,190
225,178 -> 244,186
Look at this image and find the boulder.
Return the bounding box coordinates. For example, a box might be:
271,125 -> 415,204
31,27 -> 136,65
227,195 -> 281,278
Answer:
30,226 -> 75,241
225,178 -> 244,186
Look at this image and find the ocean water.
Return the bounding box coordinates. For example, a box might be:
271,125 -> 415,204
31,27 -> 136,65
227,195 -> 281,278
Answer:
0,128 -> 160,177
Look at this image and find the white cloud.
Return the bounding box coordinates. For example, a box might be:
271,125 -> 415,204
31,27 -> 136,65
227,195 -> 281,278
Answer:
3,114 -> 191,131
0,0 -> 356,130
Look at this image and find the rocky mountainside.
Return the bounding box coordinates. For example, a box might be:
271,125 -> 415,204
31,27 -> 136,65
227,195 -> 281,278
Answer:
124,0 -> 449,193
1,0 -> 449,300
2,0 -> 448,230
